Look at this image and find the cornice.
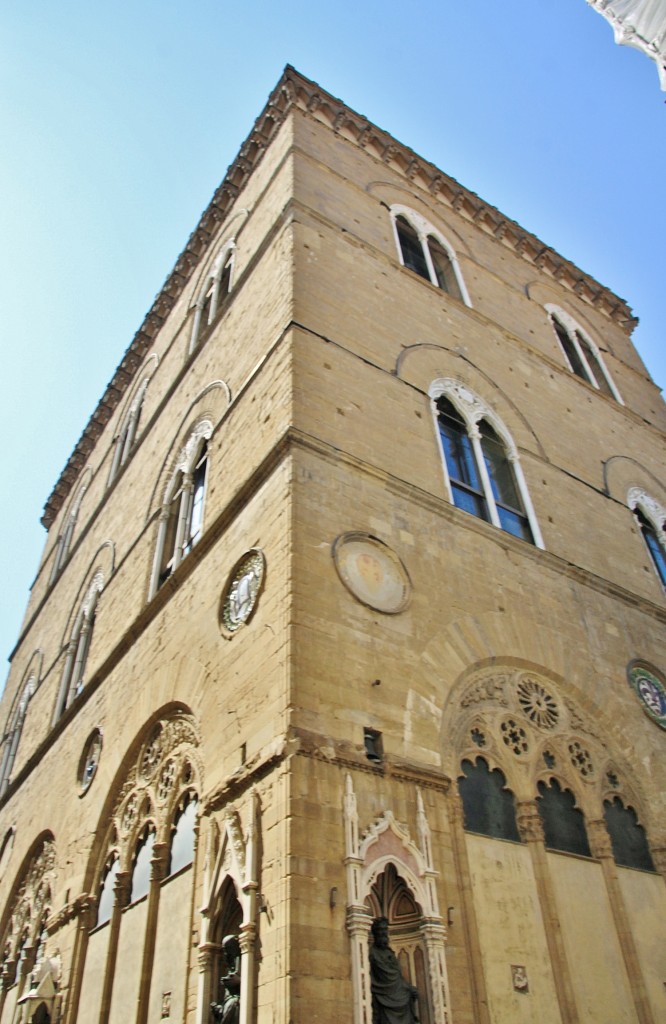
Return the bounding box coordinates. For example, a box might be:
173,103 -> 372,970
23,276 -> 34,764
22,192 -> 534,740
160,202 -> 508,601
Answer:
41,65 -> 636,529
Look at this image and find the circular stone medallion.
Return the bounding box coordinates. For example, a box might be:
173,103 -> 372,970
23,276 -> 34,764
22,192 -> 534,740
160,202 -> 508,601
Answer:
332,533 -> 411,614
79,729 -> 103,794
220,549 -> 266,636
628,664 -> 666,729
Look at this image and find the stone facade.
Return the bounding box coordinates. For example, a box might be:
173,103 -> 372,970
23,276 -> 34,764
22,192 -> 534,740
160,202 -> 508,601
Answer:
0,66 -> 664,1024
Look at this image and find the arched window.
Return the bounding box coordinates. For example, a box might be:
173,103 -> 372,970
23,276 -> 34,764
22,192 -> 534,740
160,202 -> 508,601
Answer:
168,795 -> 198,876
431,381 -> 543,546
151,427 -> 210,596
189,243 -> 235,354
391,206 -> 470,306
546,306 -> 621,402
49,474 -> 91,584
130,827 -> 156,904
96,855 -> 120,927
537,778 -> 591,857
108,366 -> 155,486
603,797 -> 655,872
54,575 -> 103,721
458,757 -> 521,842
0,677 -> 36,795
627,490 -> 666,590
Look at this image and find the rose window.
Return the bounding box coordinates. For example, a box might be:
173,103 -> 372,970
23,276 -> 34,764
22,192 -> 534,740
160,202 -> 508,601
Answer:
517,679 -> 558,729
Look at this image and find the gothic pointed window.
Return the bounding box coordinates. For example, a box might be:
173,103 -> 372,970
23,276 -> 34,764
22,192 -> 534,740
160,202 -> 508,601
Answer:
603,797 -> 655,872
97,855 -> 119,927
391,206 -> 470,305
153,429 -> 210,595
547,307 -> 621,401
536,778 -> 591,857
168,794 -> 198,876
189,243 -> 235,353
108,363 -> 156,486
458,757 -> 521,842
0,677 -> 35,794
628,490 -> 666,590
432,382 -> 540,545
55,575 -> 103,721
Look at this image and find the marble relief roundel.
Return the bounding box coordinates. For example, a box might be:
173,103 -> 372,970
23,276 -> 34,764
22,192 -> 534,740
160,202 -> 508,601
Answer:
627,664 -> 666,730
220,549 -> 266,636
332,533 -> 411,614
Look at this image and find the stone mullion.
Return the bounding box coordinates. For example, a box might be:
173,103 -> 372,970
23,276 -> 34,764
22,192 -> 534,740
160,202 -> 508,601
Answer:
587,819 -> 656,1024
61,895 -> 97,1024
99,870 -> 131,1024
135,841 -> 168,1024
447,791 -> 491,1024
516,799 -> 578,1024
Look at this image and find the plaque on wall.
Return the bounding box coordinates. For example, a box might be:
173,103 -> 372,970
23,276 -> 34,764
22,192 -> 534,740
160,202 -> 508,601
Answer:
332,533 -> 411,614
627,663 -> 666,730
79,729 -> 103,794
220,549 -> 266,636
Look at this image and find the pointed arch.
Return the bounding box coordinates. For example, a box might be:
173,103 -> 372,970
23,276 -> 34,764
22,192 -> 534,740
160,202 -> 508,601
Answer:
49,468 -> 93,584
429,378 -> 544,547
108,352 -> 159,486
390,204 -> 472,306
545,303 -> 622,402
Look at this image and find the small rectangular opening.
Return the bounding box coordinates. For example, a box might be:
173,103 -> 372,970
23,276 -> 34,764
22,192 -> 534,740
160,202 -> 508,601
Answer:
364,728 -> 383,763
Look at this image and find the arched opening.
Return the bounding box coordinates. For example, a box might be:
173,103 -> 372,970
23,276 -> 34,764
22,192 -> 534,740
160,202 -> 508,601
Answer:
210,878 -> 243,1011
366,864 -> 430,1024
458,756 -> 521,842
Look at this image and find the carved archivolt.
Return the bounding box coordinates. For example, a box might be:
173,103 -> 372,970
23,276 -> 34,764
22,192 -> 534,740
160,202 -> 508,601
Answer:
0,836 -> 56,982
102,711 -> 202,874
446,666 -> 650,825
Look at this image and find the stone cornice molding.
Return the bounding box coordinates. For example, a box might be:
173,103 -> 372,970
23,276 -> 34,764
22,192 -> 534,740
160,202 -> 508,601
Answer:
42,66 -> 635,529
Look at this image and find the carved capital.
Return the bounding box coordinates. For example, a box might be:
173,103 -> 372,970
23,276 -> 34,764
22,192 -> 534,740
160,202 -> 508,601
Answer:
587,819 -> 613,860
197,944 -> 216,974
516,800 -> 544,844
238,924 -> 256,956
113,871 -> 132,910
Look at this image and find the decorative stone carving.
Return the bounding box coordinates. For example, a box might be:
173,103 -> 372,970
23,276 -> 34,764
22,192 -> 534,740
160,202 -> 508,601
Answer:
517,678 -> 559,729
332,534 -> 411,615
220,550 -> 266,636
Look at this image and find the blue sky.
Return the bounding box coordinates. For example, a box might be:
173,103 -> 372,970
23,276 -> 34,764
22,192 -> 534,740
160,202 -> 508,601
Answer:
0,1 -> 664,672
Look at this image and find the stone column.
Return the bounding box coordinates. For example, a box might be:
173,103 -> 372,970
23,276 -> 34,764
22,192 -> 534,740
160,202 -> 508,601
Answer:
136,841 -> 169,1024
447,791 -> 491,1024
99,870 -> 131,1024
587,819 -> 655,1024
515,799 -> 579,1024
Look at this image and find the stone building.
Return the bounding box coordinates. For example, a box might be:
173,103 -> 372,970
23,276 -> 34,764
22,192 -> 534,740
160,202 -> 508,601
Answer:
0,66 -> 664,1024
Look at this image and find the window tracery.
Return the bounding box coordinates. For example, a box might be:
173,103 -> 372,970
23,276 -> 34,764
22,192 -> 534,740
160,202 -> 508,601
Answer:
627,487 -> 666,591
150,421 -> 212,597
0,837 -> 56,997
54,571 -> 105,721
447,666 -> 656,865
390,205 -> 471,306
545,304 -> 622,402
429,379 -> 544,546
189,241 -> 235,354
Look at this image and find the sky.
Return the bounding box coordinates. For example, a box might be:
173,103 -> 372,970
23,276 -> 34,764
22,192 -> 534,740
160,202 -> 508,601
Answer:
0,1 -> 664,675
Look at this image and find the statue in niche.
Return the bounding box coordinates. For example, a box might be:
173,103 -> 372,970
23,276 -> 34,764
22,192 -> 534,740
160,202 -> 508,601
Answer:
369,917 -> 420,1024
211,935 -> 241,1024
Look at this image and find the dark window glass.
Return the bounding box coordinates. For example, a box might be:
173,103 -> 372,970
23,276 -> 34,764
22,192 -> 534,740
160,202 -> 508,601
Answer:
635,508 -> 666,586
552,318 -> 588,381
537,779 -> 591,857
479,422 -> 533,543
97,857 -> 119,926
603,798 -> 655,872
396,217 -> 429,280
458,757 -> 520,842
169,797 -> 198,875
130,830 -> 155,903
427,236 -> 460,298
436,399 -> 488,521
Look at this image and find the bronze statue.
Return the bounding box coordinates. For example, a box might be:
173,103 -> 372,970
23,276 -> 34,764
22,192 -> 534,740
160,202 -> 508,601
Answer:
211,935 -> 241,1024
369,918 -> 420,1024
